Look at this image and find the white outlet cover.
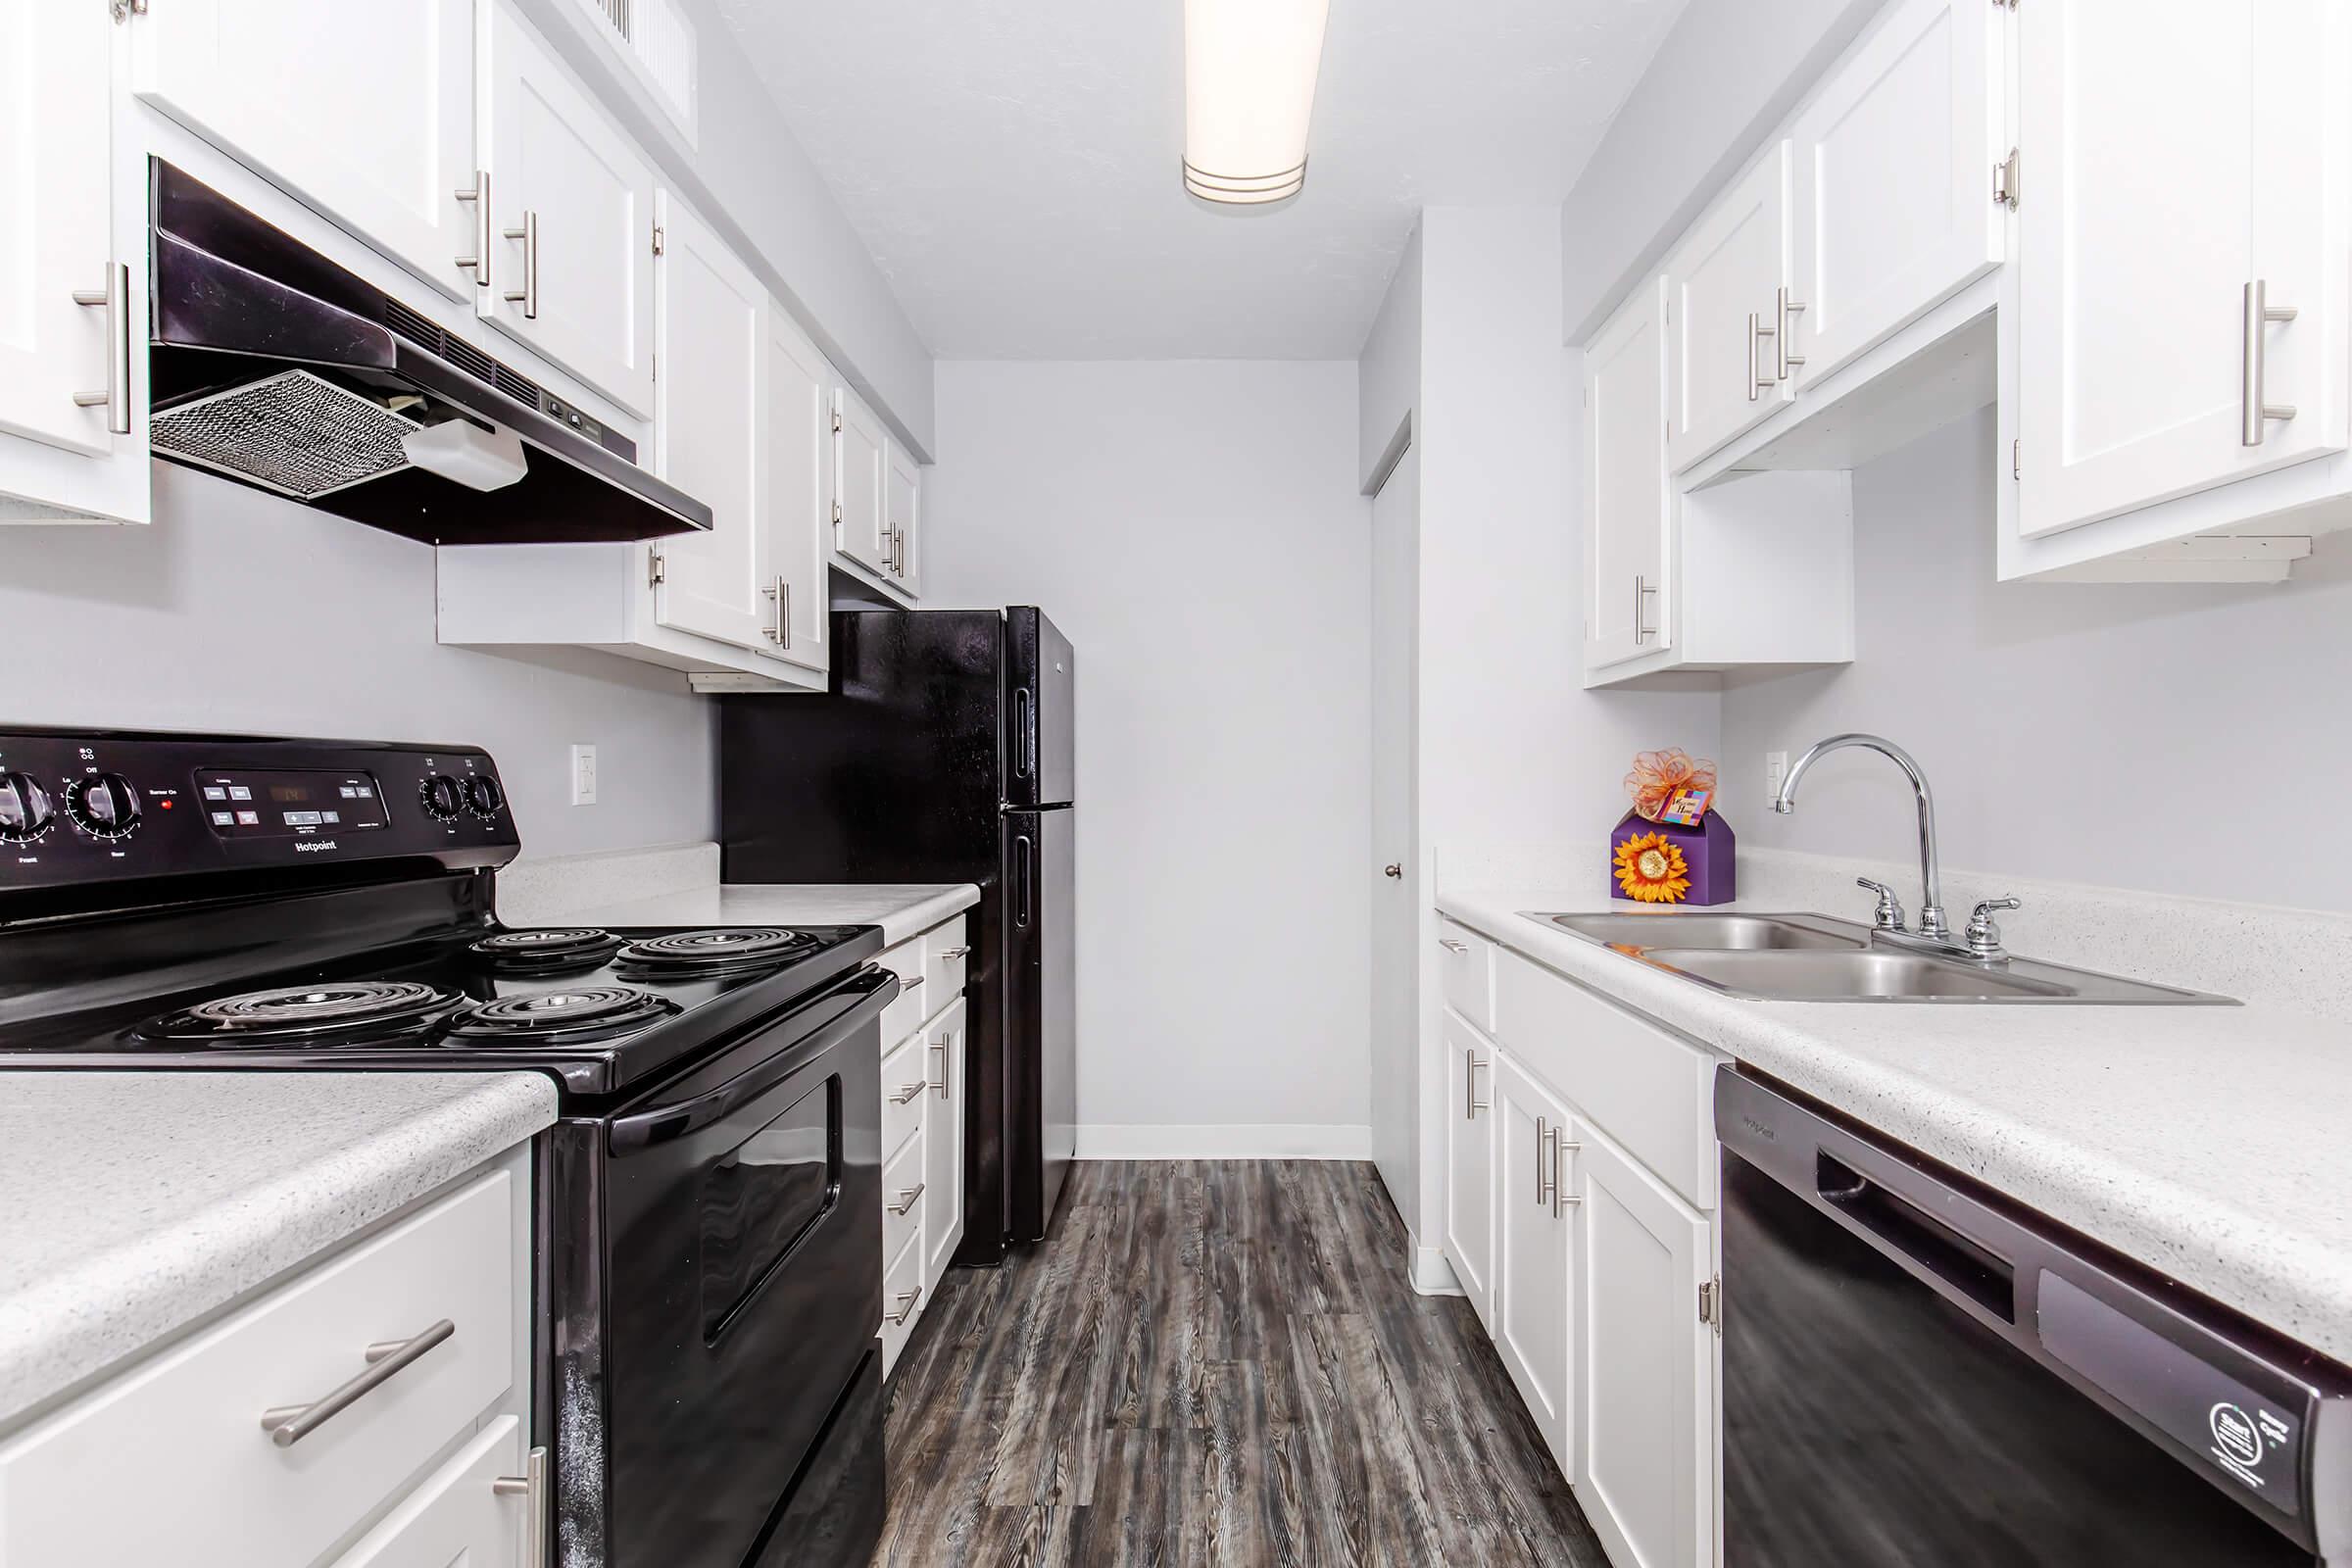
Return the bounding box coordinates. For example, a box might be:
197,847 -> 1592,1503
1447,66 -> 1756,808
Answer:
1764,751 -> 1788,790
570,744 -> 598,806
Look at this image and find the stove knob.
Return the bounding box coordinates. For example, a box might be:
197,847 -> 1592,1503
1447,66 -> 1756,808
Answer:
419,774 -> 465,822
0,772 -> 55,843
464,774 -> 506,818
64,773 -> 142,840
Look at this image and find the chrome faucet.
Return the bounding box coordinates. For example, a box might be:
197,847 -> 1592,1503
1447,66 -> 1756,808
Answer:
1774,733 -> 1994,958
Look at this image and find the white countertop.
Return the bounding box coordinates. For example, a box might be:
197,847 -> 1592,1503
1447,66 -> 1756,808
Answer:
1437,886 -> 2352,1363
516,881 -> 980,948
0,1071 -> 555,1432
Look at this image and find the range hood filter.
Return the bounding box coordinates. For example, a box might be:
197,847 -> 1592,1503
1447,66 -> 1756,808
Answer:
149,369 -> 419,501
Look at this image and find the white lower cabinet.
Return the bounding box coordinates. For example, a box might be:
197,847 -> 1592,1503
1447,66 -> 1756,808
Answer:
1444,936 -> 1721,1568
875,910 -> 972,1378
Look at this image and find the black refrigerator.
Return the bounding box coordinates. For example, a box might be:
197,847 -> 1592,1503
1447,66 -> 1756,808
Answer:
717,606 -> 1076,1263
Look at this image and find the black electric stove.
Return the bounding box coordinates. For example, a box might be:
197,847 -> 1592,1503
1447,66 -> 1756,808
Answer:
0,728 -> 892,1568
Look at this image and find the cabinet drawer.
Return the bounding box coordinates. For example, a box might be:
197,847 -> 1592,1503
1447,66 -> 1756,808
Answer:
881,1126 -> 926,1267
927,921 -> 971,1018
0,1170 -> 517,1568
881,1027 -> 930,1160
878,1227 -> 925,1377
330,1415 -> 527,1568
1438,920 -> 1496,1034
1494,952 -> 1717,1209
875,936 -> 928,1048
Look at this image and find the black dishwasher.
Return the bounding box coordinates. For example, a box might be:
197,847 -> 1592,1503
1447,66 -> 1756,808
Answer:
1715,1067 -> 2351,1566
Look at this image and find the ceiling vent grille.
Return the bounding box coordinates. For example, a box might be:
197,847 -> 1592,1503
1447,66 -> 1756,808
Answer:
572,0 -> 697,144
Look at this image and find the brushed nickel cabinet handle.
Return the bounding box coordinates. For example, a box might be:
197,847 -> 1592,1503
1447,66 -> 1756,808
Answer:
454,172 -> 490,287
929,1038 -> 951,1099
1463,1053 -> 1489,1119
70,263 -> 130,434
886,1286 -> 921,1326
889,1182 -> 925,1215
1535,1117 -> 1555,1206
761,576 -> 790,647
1439,938 -> 1469,955
259,1319 -> 455,1446
1553,1136 -> 1582,1218
1634,574 -> 1658,644
502,211 -> 539,318
492,1445 -> 549,1568
1778,286 -> 1806,379
900,974 -> 925,991
891,1081 -> 927,1105
2243,279 -> 2300,446
1746,311 -> 1762,403
939,946 -> 971,960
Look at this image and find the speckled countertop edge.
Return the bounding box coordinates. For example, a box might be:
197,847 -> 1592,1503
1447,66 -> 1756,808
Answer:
1436,885 -> 2352,1364
0,1071 -> 556,1431
508,880 -> 981,948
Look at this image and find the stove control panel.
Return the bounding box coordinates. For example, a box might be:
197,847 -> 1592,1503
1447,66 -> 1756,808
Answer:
0,729 -> 520,909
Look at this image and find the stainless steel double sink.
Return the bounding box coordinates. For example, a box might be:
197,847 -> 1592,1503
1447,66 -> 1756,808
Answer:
1533,911 -> 2233,1004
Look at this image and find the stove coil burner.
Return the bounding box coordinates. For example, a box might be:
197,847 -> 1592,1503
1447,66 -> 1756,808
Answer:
615,927 -> 818,974
469,927 -> 623,972
446,986 -> 676,1041
142,980 -> 461,1042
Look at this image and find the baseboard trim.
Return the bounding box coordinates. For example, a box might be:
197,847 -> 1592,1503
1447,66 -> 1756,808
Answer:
1074,1123 -> 1374,1160
1410,1243 -> 1464,1297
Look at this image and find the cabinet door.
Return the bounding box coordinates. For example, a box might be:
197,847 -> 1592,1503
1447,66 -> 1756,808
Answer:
1575,1122 -> 1712,1568
2017,1 -> 2348,537
1583,277 -> 1672,670
1442,1013 -> 1496,1330
765,313 -> 835,674
131,0 -> 475,302
833,386 -> 890,574
1490,1053 -> 1574,1475
1665,142 -> 1793,472
331,1416 -> 528,1568
650,192 -> 769,654
1790,0 -> 2004,385
480,0 -> 658,416
921,1000 -> 967,1286
885,440 -> 922,597
0,0 -> 148,524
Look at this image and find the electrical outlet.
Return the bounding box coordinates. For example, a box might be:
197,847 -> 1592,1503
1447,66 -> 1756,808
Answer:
570,744 -> 598,806
1764,751 -> 1788,795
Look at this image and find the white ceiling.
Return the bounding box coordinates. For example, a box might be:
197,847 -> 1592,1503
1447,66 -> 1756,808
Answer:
710,0 -> 1690,360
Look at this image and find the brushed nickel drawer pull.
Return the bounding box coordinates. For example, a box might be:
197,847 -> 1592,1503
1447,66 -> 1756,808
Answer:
259,1318 -> 455,1447
891,1081 -> 927,1105
70,264 -> 131,434
929,1039 -> 951,1099
939,946 -> 971,960
888,1182 -> 925,1215
492,1445 -> 549,1568
886,1286 -> 921,1326
1438,938 -> 1469,955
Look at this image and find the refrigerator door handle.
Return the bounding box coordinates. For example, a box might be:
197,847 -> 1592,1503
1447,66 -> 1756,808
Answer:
1012,834 -> 1034,930
1012,688 -> 1035,781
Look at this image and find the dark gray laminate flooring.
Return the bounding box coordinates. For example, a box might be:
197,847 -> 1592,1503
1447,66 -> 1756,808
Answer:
872,1159 -> 1610,1567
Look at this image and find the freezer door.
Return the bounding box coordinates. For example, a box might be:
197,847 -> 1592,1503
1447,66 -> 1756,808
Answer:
1004,607 -> 1075,808
1003,807 -> 1076,1239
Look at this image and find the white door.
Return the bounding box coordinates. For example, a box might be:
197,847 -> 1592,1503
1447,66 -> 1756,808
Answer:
833,386 -> 889,573
480,0 -> 658,416
1575,1122 -> 1712,1568
2017,0 -> 2348,537
1491,1052 -> 1573,1474
765,313 -> 835,674
885,441 -> 922,597
1665,142 -> 1793,473
332,1416 -> 528,1567
0,0 -> 148,524
1441,1011 -> 1494,1329
131,0 -> 476,301
651,192 -> 769,655
1584,278 -> 1672,670
1790,0 -> 2005,384
1367,444 -> 1420,1233
921,1002 -> 967,1284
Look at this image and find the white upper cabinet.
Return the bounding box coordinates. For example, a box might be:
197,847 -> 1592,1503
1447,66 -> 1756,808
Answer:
651,191 -> 771,656
479,0 -> 658,417
767,313 -> 837,673
1789,0 -> 2004,386
2015,0 -> 2347,540
885,438 -> 922,597
1665,142 -> 1793,472
1584,278 -> 1672,671
833,385 -> 890,575
130,0 -> 477,303
0,0 -> 148,525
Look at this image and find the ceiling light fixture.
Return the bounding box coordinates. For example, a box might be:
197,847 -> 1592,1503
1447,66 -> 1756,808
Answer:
1182,0 -> 1332,206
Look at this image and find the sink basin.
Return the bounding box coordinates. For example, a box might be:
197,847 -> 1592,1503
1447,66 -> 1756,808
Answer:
1544,912 -> 1862,952
1528,908 -> 2235,1004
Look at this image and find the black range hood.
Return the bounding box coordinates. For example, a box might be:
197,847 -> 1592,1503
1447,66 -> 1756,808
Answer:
145,160 -> 710,546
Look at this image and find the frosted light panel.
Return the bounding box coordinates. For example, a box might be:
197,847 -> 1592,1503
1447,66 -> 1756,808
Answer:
1183,0 -> 1332,204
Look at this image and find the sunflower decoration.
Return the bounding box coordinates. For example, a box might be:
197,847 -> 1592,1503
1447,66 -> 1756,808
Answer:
1614,832 -> 1692,904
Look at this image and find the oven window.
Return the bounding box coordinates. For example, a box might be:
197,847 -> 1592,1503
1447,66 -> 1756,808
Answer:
698,1072 -> 842,1342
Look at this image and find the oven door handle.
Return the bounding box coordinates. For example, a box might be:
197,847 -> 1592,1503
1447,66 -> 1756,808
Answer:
608,974 -> 898,1152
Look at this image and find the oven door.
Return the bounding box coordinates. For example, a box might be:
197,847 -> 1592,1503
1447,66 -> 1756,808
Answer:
595,967 -> 890,1568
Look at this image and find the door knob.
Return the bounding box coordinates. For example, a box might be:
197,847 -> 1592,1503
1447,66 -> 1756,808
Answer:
1383,863 -> 1402,879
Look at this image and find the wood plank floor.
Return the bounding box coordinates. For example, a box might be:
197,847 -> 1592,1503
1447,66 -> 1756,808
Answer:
872,1160 -> 1611,1566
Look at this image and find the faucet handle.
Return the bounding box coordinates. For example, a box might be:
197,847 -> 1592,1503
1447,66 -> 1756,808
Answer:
1965,897 -> 2022,958
1855,878 -> 1905,932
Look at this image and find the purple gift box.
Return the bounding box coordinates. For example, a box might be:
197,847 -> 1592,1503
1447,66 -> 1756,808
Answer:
1609,808 -> 1737,906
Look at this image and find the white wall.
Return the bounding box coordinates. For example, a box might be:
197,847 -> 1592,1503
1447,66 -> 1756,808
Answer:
1358,221 -> 1423,489
921,361 -> 1373,1154
0,466 -> 715,859
1721,407 -> 2352,913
